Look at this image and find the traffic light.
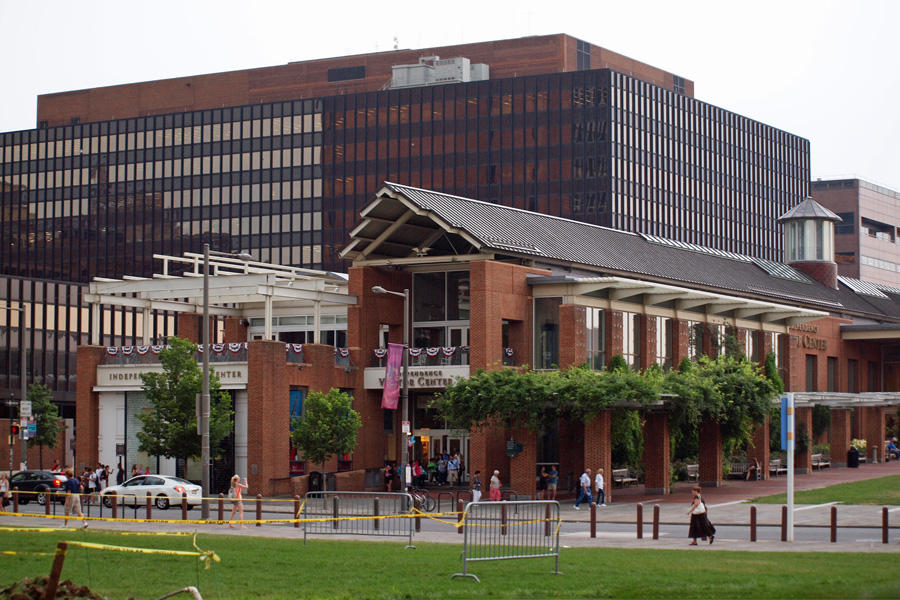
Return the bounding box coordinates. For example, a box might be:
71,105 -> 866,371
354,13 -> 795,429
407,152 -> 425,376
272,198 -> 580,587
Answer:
10,423 -> 19,436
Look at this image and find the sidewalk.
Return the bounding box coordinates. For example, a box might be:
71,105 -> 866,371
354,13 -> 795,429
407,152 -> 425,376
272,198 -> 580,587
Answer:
2,459 -> 898,553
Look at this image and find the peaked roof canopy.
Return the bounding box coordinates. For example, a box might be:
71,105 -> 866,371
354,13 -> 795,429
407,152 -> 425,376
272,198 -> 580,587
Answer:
777,197 -> 842,222
342,183 -> 900,325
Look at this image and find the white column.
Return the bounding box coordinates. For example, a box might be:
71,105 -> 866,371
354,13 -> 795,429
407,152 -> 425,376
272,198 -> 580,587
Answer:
313,300 -> 321,344
91,303 -> 101,345
264,296 -> 273,340
142,307 -> 152,344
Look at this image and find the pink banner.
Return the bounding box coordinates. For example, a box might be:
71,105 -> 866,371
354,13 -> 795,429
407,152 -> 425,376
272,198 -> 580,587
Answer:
381,342 -> 403,410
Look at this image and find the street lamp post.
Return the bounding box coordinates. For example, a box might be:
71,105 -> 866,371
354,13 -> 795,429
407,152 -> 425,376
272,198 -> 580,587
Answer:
200,243 -> 211,519
6,304 -> 27,471
199,246 -> 253,520
371,286 -> 410,488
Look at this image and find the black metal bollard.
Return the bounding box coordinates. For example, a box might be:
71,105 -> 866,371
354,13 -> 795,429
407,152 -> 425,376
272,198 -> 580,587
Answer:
218,493 -> 224,522
590,502 -> 596,538
831,505 -> 837,543
256,493 -> 262,527
294,495 -> 301,528
181,492 -> 188,520
146,492 -> 152,520
780,505 -> 787,542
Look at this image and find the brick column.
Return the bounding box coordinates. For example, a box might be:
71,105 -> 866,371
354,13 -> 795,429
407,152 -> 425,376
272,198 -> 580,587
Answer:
640,315 -> 657,371
247,340 -> 290,495
557,417 -> 582,496
469,422 -> 508,492
749,417 -> 770,480
862,406 -> 886,463
75,345 -> 106,472
795,406 -> 812,474
584,411 -> 612,502
177,313 -> 201,344
508,426 -> 537,498
606,310 -> 623,360
559,304 -> 587,369
223,316 -> 248,341
641,411 -> 670,495
671,319 -> 690,367
830,408 -> 852,467
698,419 -> 722,487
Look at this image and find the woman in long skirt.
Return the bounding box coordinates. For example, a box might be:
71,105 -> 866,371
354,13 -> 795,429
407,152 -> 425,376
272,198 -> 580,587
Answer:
687,485 -> 715,545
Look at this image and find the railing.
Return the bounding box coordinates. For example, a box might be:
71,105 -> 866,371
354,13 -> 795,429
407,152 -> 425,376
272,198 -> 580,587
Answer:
103,343 -> 248,365
301,491 -> 415,547
369,346 -> 470,368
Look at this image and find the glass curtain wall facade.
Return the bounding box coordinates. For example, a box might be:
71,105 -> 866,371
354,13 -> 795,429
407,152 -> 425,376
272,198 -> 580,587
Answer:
1,68 -> 809,404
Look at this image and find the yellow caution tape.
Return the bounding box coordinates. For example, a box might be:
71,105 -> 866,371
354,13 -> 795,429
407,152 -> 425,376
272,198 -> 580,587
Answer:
64,540 -> 220,569
0,550 -> 55,556
0,526 -> 67,533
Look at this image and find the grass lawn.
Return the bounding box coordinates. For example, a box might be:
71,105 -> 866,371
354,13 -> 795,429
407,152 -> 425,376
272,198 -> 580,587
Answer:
750,474 -> 900,505
1,527 -> 898,599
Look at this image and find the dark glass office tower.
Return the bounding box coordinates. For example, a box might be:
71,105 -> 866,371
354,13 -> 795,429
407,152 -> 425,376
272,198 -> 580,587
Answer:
0,47 -> 809,408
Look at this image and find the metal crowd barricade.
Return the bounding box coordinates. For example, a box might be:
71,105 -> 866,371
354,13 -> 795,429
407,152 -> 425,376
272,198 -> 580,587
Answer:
302,491 -> 415,548
452,500 -> 561,582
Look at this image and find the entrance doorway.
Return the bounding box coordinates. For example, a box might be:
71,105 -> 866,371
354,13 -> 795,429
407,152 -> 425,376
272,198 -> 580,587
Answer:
414,429 -> 469,484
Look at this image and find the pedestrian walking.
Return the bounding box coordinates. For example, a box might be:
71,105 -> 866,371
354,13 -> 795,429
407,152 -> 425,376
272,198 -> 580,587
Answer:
574,468 -> 592,509
471,470 -> 483,503
687,485 -> 715,545
228,474 -> 249,529
594,468 -> 606,506
63,468 -> 86,528
489,470 -> 502,501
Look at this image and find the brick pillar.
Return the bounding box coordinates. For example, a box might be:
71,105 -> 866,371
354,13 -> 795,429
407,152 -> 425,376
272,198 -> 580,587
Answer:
75,345 -> 106,472
640,315 -> 657,371
584,411 -> 612,502
558,417 -> 582,496
509,426 -> 537,497
862,406 -> 886,463
469,421 -> 508,492
671,319 -> 690,367
247,340 -> 290,495
641,411 -> 670,495
698,419 -> 723,487
177,313 -> 201,344
223,316 -> 248,341
749,417 -> 770,479
795,406 -> 812,474
558,304 -> 587,369
830,408 -> 852,467
606,310 -> 623,359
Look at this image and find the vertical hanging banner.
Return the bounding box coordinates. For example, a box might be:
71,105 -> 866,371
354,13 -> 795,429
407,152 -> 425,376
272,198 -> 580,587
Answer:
381,342 -> 403,409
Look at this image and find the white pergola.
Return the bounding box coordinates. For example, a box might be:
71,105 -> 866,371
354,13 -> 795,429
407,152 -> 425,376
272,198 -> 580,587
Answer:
85,252 -> 356,344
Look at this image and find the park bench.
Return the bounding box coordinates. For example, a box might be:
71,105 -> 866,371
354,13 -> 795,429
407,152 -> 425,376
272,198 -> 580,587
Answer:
769,458 -> 787,476
811,453 -> 831,469
612,468 -> 638,487
686,464 -> 699,481
727,462 -> 748,479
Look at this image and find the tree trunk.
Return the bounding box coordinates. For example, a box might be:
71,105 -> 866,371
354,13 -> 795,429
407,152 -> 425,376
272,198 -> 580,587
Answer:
39,444 -> 43,469
321,462 -> 327,492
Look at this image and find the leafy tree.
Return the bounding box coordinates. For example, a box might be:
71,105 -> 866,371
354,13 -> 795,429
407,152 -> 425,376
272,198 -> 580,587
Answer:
137,337 -> 233,472
763,352 -> 784,395
26,383 -> 63,469
290,388 -> 362,490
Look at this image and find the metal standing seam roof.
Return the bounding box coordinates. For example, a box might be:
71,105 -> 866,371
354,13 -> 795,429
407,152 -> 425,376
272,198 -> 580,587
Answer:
370,182 -> 900,321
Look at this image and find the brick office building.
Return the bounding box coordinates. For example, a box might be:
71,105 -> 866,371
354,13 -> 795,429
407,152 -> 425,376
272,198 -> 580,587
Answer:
69,183 -> 900,497
2,34 -> 810,415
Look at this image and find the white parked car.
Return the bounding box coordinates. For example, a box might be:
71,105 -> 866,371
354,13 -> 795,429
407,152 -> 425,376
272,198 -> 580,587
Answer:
101,475 -> 202,510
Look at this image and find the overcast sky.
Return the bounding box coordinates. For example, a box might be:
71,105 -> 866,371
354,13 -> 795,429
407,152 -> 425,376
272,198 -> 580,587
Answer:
1,0 -> 898,191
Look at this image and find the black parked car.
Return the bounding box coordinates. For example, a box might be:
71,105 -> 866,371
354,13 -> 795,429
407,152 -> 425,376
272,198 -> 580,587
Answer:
9,470 -> 68,505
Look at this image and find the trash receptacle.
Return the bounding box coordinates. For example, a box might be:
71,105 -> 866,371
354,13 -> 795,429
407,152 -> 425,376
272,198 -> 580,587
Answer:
847,446 -> 860,468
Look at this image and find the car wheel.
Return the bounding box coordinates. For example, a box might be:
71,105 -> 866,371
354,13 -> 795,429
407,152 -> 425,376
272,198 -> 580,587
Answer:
37,488 -> 48,506
102,494 -> 113,508
155,495 -> 170,510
